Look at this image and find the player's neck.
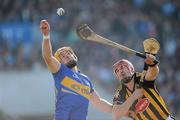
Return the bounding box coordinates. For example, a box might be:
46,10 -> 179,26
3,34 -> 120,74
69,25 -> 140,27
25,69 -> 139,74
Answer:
125,79 -> 134,91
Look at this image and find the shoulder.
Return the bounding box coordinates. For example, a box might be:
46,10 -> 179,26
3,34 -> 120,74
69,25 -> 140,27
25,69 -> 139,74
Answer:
113,83 -> 126,105
134,72 -> 155,88
114,83 -> 126,98
52,64 -> 68,76
114,84 -> 123,98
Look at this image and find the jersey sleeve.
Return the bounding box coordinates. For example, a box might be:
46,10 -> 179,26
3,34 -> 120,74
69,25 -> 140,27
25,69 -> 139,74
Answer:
52,64 -> 67,82
89,80 -> 94,93
85,76 -> 94,93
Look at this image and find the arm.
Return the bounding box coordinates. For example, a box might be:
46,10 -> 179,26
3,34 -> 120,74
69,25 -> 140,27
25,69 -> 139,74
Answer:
89,90 -> 112,113
40,20 -> 60,73
112,89 -> 143,120
144,54 -> 159,81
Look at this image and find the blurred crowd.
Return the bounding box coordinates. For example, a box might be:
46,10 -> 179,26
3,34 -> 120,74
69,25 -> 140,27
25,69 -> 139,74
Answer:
0,0 -> 180,118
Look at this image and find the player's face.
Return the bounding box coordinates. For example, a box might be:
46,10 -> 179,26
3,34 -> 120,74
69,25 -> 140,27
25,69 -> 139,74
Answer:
59,50 -> 77,68
114,64 -> 133,83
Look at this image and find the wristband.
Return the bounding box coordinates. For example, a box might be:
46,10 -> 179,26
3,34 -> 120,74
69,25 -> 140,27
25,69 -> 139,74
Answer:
148,62 -> 159,67
144,62 -> 148,70
43,34 -> 50,40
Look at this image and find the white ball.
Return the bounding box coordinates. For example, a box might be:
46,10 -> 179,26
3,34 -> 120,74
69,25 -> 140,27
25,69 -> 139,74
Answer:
57,8 -> 65,16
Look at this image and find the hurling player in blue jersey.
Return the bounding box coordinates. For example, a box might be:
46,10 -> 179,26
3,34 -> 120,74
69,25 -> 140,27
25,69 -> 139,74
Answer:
40,20 -> 113,120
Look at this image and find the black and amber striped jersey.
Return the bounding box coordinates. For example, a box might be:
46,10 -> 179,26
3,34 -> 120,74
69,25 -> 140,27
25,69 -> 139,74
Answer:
113,72 -> 170,120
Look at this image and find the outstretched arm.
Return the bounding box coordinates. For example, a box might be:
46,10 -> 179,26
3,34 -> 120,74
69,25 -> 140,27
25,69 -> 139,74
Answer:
40,20 -> 60,73
89,90 -> 113,113
144,54 -> 159,81
112,88 -> 143,120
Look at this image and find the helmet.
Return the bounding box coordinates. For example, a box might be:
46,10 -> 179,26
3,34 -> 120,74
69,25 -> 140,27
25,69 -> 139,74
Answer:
54,47 -> 77,62
113,59 -> 134,80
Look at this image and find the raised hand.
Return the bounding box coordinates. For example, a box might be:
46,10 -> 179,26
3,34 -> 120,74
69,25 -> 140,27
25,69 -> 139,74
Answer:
40,20 -> 50,36
145,53 -> 156,66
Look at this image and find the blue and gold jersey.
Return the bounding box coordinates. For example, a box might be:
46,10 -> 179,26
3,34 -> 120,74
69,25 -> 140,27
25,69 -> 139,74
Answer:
52,64 -> 94,120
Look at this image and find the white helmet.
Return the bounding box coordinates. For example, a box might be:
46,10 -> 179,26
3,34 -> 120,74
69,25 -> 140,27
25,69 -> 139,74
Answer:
113,59 -> 134,81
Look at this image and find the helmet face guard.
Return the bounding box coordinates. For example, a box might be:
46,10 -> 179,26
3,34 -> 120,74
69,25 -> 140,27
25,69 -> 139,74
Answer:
113,59 -> 134,82
54,47 -> 77,63
54,47 -> 78,68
